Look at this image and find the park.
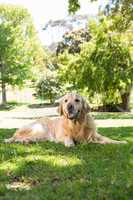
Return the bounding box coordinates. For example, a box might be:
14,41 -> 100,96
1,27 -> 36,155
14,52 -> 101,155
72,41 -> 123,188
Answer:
0,0 -> 133,199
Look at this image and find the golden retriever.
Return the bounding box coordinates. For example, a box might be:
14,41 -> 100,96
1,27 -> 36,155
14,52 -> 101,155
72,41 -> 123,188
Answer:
4,93 -> 127,146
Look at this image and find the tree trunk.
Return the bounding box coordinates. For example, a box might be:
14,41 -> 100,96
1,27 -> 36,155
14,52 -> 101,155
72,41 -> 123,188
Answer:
0,63 -> 7,105
1,80 -> 7,105
50,98 -> 54,104
120,91 -> 131,112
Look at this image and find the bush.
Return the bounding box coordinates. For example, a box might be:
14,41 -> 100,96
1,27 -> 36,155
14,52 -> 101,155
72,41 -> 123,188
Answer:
36,73 -> 61,104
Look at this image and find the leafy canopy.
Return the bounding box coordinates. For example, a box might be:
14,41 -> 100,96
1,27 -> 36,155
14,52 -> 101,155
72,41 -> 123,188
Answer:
68,0 -> 132,31
58,17 -> 133,106
56,28 -> 91,55
0,4 -> 45,86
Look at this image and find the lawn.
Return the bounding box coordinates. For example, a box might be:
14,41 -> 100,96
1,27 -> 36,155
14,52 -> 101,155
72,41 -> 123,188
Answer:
92,112 -> 133,120
0,127 -> 133,200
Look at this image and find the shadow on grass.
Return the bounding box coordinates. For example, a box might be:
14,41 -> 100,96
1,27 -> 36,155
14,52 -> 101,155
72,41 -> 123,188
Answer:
0,102 -> 27,111
0,127 -> 133,200
92,112 -> 133,119
28,102 -> 59,109
8,112 -> 133,120
10,115 -> 58,120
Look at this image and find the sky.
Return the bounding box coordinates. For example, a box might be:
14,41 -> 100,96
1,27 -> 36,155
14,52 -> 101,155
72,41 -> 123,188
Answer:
0,0 -> 106,45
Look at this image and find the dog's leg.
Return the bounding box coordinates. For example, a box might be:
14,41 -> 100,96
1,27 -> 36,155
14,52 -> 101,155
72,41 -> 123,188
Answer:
4,127 -> 32,144
92,132 -> 127,144
4,137 -> 31,144
4,137 -> 15,143
4,135 -> 32,144
64,136 -> 75,147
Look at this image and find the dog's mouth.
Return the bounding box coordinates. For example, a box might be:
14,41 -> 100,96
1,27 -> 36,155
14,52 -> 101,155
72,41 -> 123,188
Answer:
67,110 -> 80,120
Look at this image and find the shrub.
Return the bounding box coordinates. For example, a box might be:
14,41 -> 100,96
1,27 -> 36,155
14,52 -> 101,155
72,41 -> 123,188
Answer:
36,72 -> 61,104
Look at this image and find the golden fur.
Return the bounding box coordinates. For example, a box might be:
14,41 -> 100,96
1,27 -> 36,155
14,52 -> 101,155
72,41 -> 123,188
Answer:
5,93 -> 127,146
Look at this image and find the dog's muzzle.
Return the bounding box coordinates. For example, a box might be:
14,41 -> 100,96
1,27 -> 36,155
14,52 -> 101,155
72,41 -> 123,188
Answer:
67,104 -> 79,120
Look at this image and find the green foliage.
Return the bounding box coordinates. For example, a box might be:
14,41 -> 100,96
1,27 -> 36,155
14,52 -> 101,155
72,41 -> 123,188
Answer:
57,51 -> 81,92
68,0 -> 96,14
88,20 -> 132,103
35,51 -> 62,104
0,101 -> 27,111
56,29 -> 91,55
68,0 -> 80,14
68,0 -> 132,32
0,4 -> 45,87
58,18 -> 133,109
36,70 -> 61,103
0,126 -> 133,199
104,0 -> 133,31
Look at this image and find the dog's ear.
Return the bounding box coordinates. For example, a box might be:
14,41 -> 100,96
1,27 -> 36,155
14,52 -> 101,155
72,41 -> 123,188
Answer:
57,101 -> 63,115
82,97 -> 91,113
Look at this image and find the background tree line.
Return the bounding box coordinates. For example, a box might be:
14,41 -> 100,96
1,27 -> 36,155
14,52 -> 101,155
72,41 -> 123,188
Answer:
37,0 -> 132,111
0,4 -> 44,105
0,1 -> 132,111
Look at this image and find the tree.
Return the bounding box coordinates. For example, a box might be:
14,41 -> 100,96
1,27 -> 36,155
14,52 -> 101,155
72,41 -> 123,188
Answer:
68,0 -> 132,30
89,20 -> 132,110
0,4 -> 45,105
56,28 -> 91,55
35,70 -> 61,104
58,18 -> 133,111
104,0 -> 133,30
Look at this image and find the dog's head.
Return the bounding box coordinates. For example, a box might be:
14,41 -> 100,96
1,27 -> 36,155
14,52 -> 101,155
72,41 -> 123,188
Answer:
58,93 -> 90,120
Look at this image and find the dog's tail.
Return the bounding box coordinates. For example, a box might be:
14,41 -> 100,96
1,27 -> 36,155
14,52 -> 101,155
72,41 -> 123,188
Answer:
4,137 -> 15,143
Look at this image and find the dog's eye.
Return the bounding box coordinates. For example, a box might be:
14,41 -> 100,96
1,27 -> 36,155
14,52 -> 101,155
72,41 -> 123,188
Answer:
75,99 -> 80,103
64,99 -> 68,103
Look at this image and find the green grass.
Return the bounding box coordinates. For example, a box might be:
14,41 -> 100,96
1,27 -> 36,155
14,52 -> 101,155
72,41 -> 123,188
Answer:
0,127 -> 133,200
92,112 -> 133,119
0,102 -> 27,111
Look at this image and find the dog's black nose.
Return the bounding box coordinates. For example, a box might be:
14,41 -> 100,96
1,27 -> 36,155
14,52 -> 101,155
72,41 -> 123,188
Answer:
67,103 -> 74,112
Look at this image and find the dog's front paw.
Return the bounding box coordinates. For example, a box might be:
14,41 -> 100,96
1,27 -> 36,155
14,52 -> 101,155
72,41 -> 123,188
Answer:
64,138 -> 75,147
4,137 -> 14,143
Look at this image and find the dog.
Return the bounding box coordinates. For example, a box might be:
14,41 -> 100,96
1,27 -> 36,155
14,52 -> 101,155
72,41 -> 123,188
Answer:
4,93 -> 127,146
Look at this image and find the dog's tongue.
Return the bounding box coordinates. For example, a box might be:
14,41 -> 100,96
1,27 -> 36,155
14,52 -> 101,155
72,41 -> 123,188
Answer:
68,112 -> 78,120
